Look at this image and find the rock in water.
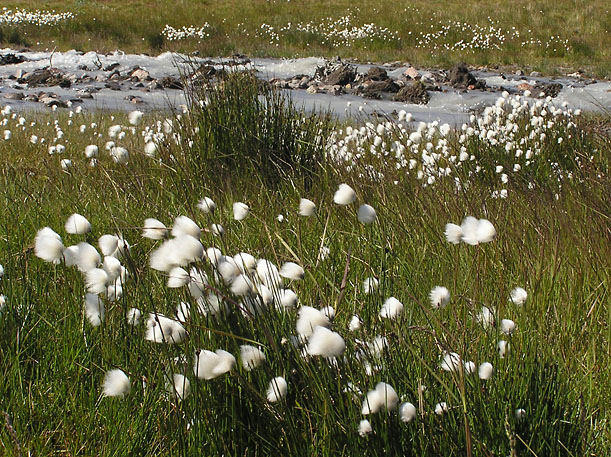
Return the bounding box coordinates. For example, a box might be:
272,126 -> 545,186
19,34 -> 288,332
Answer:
394,81 -> 430,105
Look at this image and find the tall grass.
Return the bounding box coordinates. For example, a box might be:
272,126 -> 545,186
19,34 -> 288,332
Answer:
0,82 -> 609,455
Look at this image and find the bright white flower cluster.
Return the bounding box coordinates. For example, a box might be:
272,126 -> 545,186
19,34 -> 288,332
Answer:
0,7 -> 74,27
162,24 -> 211,41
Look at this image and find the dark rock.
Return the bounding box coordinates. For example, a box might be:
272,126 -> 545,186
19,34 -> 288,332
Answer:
0,53 -> 26,65
359,79 -> 401,99
533,82 -> 562,98
77,64 -> 90,71
105,81 -> 121,91
158,76 -> 183,89
4,92 -> 24,100
103,62 -> 120,72
366,67 -> 389,81
19,68 -> 71,88
393,81 -> 430,105
323,65 -> 357,86
448,63 -> 477,88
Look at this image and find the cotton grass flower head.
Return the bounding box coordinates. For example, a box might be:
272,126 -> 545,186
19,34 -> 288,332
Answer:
98,234 -> 119,257
444,223 -> 462,244
435,402 -> 449,415
267,376 -> 288,403
110,146 -> 129,164
198,197 -> 216,214
429,286 -> 450,308
361,382 -> 399,415
85,145 -> 98,158
440,352 -> 462,372
210,223 -> 224,236
379,297 -> 403,319
363,277 -> 379,294
256,259 -> 282,289
477,306 -> 495,328
169,373 -> 191,401
240,345 -> 266,371
194,349 -> 236,379
126,307 -> 141,326
399,402 -> 417,422
358,204 -> 376,224
510,287 -> 528,306
478,362 -> 494,380
233,202 -> 250,221
76,242 -> 101,272
102,369 -> 130,398
145,313 -> 187,344
348,315 -> 362,331
84,293 -> 105,326
167,267 -> 189,288
128,110 -> 143,125
497,340 -> 509,358
515,408 -> 526,420
500,319 -> 516,335
307,326 -> 346,358
277,289 -> 298,309
296,306 -> 330,337
85,268 -> 108,295
299,198 -> 316,216
358,419 -> 372,437
142,218 -> 167,239
280,262 -> 304,281
102,256 -> 121,282
333,183 -> 356,205
34,227 -> 64,263
172,216 -> 200,238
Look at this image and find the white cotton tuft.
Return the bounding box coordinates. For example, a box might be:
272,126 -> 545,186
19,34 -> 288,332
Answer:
233,202 -> 250,221
85,145 -> 98,158
76,242 -> 101,272
34,227 -> 64,263
280,262 -> 305,281
210,223 -> 224,236
84,293 -> 105,326
440,352 -> 462,372
296,306 -> 330,337
476,219 -> 496,243
240,345 -> 266,371
169,373 -> 191,400
299,198 -> 316,216
188,267 -> 208,298
379,297 -> 404,319
233,252 -> 256,273
515,408 -> 526,420
500,319 -> 516,335
510,287 -> 528,306
102,256 -> 122,282
172,216 -> 200,238
128,110 -> 143,125
256,259 -> 282,289
358,204 -> 376,224
126,307 -> 141,325
65,213 -> 91,234
277,289 -> 298,309
429,286 -> 450,309
497,340 -> 509,358
145,313 -> 187,344
144,141 -> 158,157
266,376 -> 288,402
361,382 -> 399,415
444,223 -> 463,244
142,218 -> 168,240
320,305 -> 335,320
358,419 -> 372,437
477,306 -> 495,328
230,274 -> 255,296
102,369 -> 130,397
363,277 -> 379,294
464,361 -> 476,374
111,146 -> 129,164
98,234 -> 119,257
205,247 -> 223,266
399,402 -> 417,422
85,268 -> 108,295
333,183 -> 356,205
63,245 -> 80,267
478,362 -> 494,380
307,326 -> 346,358
198,197 -> 216,214
460,216 -> 480,245
167,267 -> 189,288
348,315 -> 362,331
435,402 -> 449,415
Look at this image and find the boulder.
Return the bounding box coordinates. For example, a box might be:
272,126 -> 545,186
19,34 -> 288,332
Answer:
533,82 -> 562,98
366,66 -> 389,81
4,92 -> 24,100
131,68 -> 151,81
0,53 -> 26,65
323,65 -> 357,86
393,81 -> 430,105
19,68 -> 71,88
448,63 -> 477,88
403,67 -> 420,80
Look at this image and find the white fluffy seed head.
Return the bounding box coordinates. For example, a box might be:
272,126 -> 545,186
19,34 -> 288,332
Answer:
256,259 -> 282,289
266,376 -> 288,402
363,277 -> 379,294
478,362 -> 494,380
142,218 -> 167,240
76,242 -> 101,272
126,307 -> 141,325
279,262 -> 304,281
333,183 -> 356,205
440,352 -> 462,372
464,361 -> 476,374
128,110 -> 143,125
98,234 -> 119,257
510,287 -> 528,306
233,202 -> 250,221
198,196 -> 216,214
85,268 -> 108,295
65,213 -> 91,235
476,219 -> 496,243
429,286 -> 450,309
379,297 -> 404,319
299,198 -> 316,216
169,373 -> 190,401
307,326 -> 346,358
399,402 -> 417,422
296,306 -> 330,337
167,267 -> 189,288
460,216 -> 480,245
477,306 -> 495,328
497,340 -> 509,358
358,419 -> 372,437
111,146 -> 129,164
435,402 -> 448,415
172,216 -> 200,238
193,349 -> 235,379
210,223 -> 224,236
444,223 -> 463,244
102,369 -> 130,398
500,319 -> 516,335
358,204 -> 376,224
102,256 -> 122,282
348,315 -> 362,332
361,382 -> 399,415
34,227 -> 64,263
145,313 -> 187,344
84,293 -> 105,326
85,145 -> 98,158
240,345 -> 266,371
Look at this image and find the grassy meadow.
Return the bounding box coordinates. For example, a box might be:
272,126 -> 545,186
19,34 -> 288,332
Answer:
0,74 -> 609,455
0,0 -> 610,76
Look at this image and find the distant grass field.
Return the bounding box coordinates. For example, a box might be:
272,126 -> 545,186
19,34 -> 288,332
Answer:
0,76 -> 609,455
0,0 -> 610,77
